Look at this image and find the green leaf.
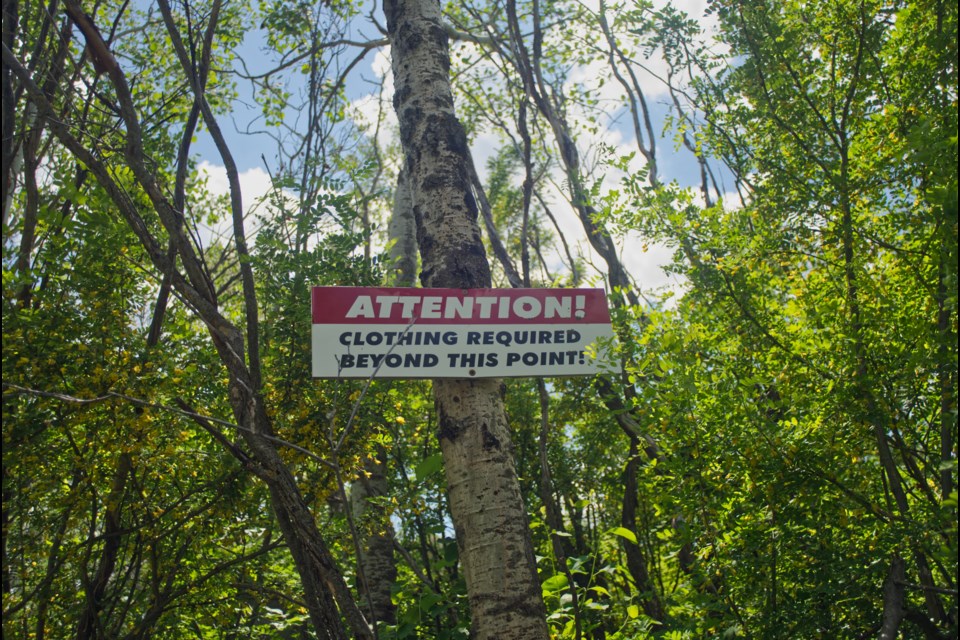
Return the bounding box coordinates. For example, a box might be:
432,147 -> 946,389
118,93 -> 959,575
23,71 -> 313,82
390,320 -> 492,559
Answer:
414,454 -> 443,482
610,526 -> 638,545
541,573 -> 569,594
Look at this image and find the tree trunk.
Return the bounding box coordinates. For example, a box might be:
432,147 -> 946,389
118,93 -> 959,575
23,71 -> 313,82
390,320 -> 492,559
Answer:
387,167 -> 418,287
3,20 -> 374,638
226,382 -> 373,640
76,452 -> 132,640
621,438 -> 663,623
350,448 -> 398,627
538,379 -> 583,639
879,556 -> 906,640
384,1 -> 550,638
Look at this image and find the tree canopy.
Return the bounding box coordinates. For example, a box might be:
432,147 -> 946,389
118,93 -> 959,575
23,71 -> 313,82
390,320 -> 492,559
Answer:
3,0 -> 956,638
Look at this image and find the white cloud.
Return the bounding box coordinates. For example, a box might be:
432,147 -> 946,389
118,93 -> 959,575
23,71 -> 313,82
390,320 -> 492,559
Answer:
620,233 -> 680,294
370,45 -> 392,80
198,161 -> 272,205
195,161 -> 274,243
345,6 -> 721,299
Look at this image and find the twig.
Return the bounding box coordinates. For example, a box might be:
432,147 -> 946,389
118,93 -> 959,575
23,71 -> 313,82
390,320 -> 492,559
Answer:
2,383 -> 336,469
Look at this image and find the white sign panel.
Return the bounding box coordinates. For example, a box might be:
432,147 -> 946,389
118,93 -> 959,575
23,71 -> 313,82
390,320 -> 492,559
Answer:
311,287 -> 618,379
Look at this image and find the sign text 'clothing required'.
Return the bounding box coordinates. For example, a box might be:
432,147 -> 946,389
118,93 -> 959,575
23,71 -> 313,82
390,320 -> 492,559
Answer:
311,287 -> 618,378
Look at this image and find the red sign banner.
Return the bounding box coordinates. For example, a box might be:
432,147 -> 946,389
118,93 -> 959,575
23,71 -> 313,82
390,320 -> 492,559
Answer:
311,287 -> 618,378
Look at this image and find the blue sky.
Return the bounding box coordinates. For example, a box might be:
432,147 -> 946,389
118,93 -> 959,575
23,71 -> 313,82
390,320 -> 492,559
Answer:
192,0 -> 724,294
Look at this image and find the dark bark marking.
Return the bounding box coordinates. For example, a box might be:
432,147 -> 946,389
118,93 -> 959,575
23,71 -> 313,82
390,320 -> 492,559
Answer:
430,247 -> 490,289
464,190 -> 478,220
393,22 -> 421,56
437,406 -> 467,442
393,84 -> 411,112
481,423 -> 501,451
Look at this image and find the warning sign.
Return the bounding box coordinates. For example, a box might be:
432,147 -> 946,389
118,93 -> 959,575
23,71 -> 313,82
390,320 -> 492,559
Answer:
311,287 -> 618,378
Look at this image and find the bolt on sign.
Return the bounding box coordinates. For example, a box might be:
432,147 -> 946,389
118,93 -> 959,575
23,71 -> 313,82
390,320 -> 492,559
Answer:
311,287 -> 618,378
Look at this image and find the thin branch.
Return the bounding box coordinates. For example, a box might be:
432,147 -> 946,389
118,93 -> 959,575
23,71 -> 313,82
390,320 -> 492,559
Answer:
2,383 -> 337,470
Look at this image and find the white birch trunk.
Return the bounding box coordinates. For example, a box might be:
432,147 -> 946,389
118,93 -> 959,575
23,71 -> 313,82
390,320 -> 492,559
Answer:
383,1 -> 550,638
387,167 -> 418,287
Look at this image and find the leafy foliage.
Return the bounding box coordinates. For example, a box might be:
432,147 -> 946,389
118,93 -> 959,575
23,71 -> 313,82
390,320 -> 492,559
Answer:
3,0 -> 956,638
